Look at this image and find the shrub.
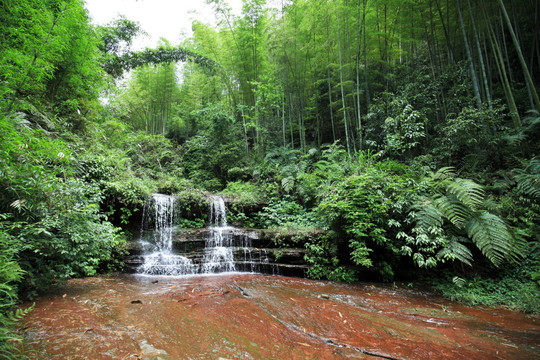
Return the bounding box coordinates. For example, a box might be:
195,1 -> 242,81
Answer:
0,228 -> 27,359
175,190 -> 209,226
315,158 -> 416,280
255,196 -> 317,229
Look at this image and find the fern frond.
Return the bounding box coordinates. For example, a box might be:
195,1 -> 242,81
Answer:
6,303 -> 35,323
433,195 -> 470,229
431,167 -> 456,182
281,176 -> 295,193
465,211 -> 515,267
522,109 -> 540,133
446,178 -> 485,210
515,158 -> 540,198
437,236 -> 473,266
412,202 -> 444,230
503,132 -> 526,146
452,276 -> 466,287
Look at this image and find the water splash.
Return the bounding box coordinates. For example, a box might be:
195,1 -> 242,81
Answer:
141,252 -> 195,276
203,196 -> 236,273
136,194 -> 276,276
138,194 -> 195,276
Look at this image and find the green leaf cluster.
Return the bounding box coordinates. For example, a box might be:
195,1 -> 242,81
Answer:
0,228 -> 27,359
404,168 -> 525,269
0,115 -> 128,298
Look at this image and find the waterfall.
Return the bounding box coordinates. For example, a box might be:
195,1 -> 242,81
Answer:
135,194 -> 276,276
138,194 -> 195,276
202,196 -> 236,273
209,195 -> 227,227
149,193 -> 175,252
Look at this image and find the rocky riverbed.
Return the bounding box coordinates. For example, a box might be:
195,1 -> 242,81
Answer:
20,274 -> 539,359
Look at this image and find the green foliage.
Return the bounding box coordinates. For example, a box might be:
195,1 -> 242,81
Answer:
0,304 -> 33,360
179,107 -> 247,189
0,115 -> 127,298
304,233 -> 357,283
0,228 -> 27,359
175,190 -> 209,227
431,250 -> 540,314
403,168 -> 524,269
504,110 -> 540,157
96,16 -> 142,58
110,61 -> 181,136
256,147 -> 304,192
313,154 -> 416,280
78,119 -> 192,224
436,105 -> 508,171
221,181 -> 262,227
103,44 -> 218,78
222,181 -> 261,204
0,0 -> 104,119
514,158 -> 540,199
255,196 -> 317,229
1,185 -> 127,297
365,94 -> 426,159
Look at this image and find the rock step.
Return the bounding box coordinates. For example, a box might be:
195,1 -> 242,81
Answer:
127,246 -> 306,264
128,227 -> 319,278
123,260 -> 308,278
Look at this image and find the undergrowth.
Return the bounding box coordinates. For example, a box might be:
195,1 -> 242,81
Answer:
428,254 -> 540,314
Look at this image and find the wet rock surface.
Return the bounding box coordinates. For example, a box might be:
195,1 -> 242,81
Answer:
20,274 -> 539,359
125,228 -> 311,277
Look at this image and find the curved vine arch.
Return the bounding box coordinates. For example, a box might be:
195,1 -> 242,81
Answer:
102,45 -> 218,78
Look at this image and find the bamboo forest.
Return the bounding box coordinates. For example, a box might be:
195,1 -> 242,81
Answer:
1,0 -> 539,358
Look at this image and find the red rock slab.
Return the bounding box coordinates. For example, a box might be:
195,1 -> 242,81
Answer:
19,274 -> 539,359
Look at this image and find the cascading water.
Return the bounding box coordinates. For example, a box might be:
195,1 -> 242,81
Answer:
209,195 -> 227,227
202,196 -> 236,273
135,194 -> 277,276
138,194 -> 195,276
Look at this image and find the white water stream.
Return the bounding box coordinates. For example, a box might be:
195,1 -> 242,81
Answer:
202,196 -> 236,273
139,194 -> 195,276
138,194 -> 271,276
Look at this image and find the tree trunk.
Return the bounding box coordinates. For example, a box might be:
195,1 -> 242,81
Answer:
337,8 -> 351,155
434,0 -> 455,62
497,0 -> 540,112
468,0 -> 492,108
363,2 -> 370,106
483,3 -> 521,127
457,0 -> 482,108
355,0 -> 366,151
327,66 -> 336,143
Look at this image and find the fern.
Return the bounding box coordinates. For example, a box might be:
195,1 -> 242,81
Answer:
281,176 -> 295,193
430,167 -> 456,192
446,178 -> 485,210
514,158 -> 540,199
465,212 -> 516,267
6,303 -> 34,323
432,166 -> 456,181
410,169 -> 521,268
0,304 -> 34,360
437,236 -> 473,266
452,276 -> 466,287
412,201 -> 444,229
522,109 -> 540,134
433,195 -> 470,229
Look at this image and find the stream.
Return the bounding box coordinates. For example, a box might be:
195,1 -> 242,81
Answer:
20,273 -> 539,359
18,195 -> 540,359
